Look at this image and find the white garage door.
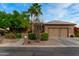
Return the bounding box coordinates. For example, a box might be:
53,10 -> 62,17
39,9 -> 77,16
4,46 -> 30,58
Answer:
48,28 -> 67,39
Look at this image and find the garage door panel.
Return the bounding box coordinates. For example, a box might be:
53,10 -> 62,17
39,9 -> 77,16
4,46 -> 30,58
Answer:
60,29 -> 67,37
48,29 -> 59,39
48,28 -> 68,39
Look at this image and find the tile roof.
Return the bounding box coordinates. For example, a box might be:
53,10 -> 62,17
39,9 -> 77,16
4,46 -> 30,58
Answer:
45,20 -> 76,25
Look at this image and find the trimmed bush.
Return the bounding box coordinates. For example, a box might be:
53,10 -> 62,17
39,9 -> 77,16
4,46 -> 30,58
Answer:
41,32 -> 48,41
5,32 -> 16,39
28,33 -> 36,40
16,33 -> 22,39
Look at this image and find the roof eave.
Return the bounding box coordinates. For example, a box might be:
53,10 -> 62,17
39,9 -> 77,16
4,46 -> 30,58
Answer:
44,24 -> 76,26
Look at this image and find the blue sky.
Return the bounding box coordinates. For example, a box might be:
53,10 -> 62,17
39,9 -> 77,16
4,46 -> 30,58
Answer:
0,3 -> 79,27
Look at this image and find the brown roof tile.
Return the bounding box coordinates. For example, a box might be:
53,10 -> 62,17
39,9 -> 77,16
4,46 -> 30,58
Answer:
45,20 -> 76,25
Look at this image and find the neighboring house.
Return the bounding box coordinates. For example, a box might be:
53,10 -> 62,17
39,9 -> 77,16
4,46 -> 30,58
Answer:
43,20 -> 76,39
74,27 -> 79,31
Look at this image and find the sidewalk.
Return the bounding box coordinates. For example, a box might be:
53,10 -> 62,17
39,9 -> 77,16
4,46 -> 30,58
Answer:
0,38 -> 79,47
0,43 -> 79,47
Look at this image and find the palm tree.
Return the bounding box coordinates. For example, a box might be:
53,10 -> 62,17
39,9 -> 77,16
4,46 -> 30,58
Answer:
28,3 -> 42,21
28,3 -> 42,40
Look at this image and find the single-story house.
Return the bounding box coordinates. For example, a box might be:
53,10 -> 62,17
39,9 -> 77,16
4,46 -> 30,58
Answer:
43,20 -> 76,39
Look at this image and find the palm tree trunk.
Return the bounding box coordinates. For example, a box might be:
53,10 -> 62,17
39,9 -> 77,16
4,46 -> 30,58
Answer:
31,15 -> 35,33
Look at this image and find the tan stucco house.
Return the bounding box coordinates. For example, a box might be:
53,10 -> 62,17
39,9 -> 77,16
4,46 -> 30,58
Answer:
43,20 -> 76,39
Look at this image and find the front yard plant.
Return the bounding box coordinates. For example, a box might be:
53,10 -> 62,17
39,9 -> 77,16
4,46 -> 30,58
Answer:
15,32 -> 22,39
28,33 -> 36,40
41,32 -> 48,41
5,32 -> 22,39
5,32 -> 16,39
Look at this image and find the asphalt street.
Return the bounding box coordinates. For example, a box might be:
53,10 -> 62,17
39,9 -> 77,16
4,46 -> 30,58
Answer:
0,47 -> 79,56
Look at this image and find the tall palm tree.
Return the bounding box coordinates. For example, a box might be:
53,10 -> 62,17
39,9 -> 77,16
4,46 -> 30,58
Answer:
28,3 -> 42,40
28,3 -> 42,21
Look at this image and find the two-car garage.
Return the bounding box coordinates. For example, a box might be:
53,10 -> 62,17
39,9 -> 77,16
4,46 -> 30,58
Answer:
44,20 -> 76,39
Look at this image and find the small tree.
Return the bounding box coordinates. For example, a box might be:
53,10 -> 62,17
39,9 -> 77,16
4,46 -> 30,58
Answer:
0,10 -> 30,33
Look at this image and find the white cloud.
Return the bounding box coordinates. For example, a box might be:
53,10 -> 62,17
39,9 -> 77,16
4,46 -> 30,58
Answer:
70,17 -> 79,23
65,17 -> 79,23
48,8 -> 67,19
45,3 -> 79,27
57,3 -> 72,9
47,4 -> 70,20
69,17 -> 79,27
47,3 -> 79,21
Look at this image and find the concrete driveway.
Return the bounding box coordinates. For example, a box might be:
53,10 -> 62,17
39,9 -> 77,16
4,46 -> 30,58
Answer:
21,37 -> 79,47
53,37 -> 79,47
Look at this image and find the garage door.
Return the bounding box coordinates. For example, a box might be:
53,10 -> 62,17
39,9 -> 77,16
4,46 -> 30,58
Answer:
60,29 -> 67,37
48,29 -> 59,39
48,28 -> 67,39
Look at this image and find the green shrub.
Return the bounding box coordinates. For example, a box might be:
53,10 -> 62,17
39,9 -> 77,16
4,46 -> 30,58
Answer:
28,33 -> 36,40
74,30 -> 79,37
41,32 -> 48,41
5,32 -> 16,39
16,33 -> 22,39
